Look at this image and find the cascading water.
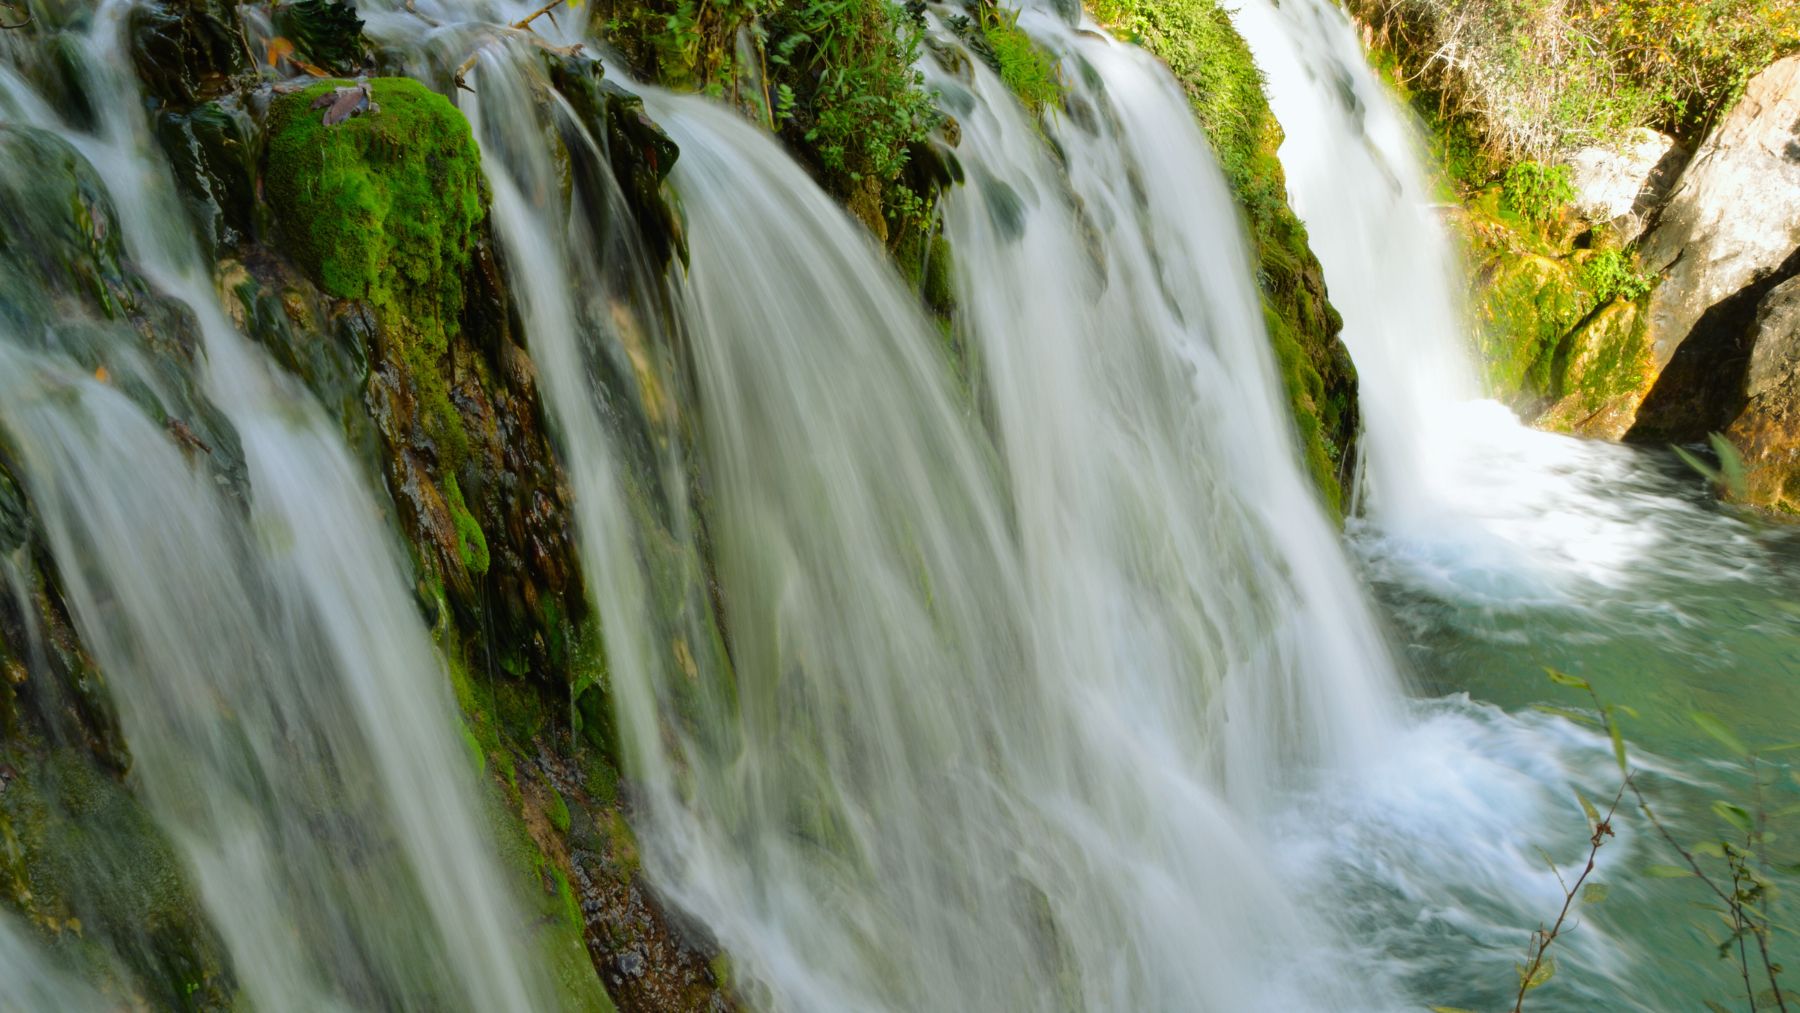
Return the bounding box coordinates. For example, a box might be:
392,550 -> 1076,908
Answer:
4,0 -> 1789,1008
1226,2 -> 1800,1010
0,5 -> 554,1009
1231,0 -> 1762,603
358,0 -> 1419,1007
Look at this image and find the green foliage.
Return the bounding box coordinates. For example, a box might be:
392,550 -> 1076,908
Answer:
1519,673 -> 1800,1013
601,0 -> 939,229
264,78 -> 484,466
767,0 -> 940,222
1352,0 -> 1800,158
1500,161 -> 1577,225
980,6 -> 1062,114
1579,248 -> 1656,303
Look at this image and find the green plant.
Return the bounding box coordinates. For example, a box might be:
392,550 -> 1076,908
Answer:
1580,248 -> 1656,303
767,0 -> 940,219
1500,161 -> 1577,225
1350,0 -> 1800,159
1477,670 -> 1800,1012
980,6 -> 1062,114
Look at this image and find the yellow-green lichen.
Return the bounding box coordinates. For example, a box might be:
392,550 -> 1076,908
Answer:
442,474 -> 490,575
264,78 -> 484,466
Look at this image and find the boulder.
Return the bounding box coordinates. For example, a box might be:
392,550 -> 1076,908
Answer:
1723,277 -> 1800,512
1563,127 -> 1683,243
1639,55 -> 1800,369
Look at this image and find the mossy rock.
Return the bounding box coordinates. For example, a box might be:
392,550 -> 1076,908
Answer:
1538,300 -> 1653,436
264,77 -> 485,466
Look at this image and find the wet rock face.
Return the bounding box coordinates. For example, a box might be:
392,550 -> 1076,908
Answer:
0,126 -> 245,492
545,52 -> 686,270
1640,55 -> 1800,369
254,77 -> 585,683
1724,278 -> 1800,513
127,0 -> 248,108
155,98 -> 257,259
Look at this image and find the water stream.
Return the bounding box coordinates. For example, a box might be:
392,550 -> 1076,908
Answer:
1232,0 -> 1800,1009
0,4 -> 551,1009
0,0 -> 1793,1010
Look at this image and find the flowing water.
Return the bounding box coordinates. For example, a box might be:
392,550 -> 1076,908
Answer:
0,5 -> 551,1010
1231,0 -> 1800,1009
1,0 -> 1796,1010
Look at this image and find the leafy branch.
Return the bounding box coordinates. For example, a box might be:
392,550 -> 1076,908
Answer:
1510,775 -> 1626,1012
1530,670 -> 1796,1012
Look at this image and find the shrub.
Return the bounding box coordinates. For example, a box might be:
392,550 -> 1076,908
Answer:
1500,160 -> 1577,224
1351,0 -> 1800,159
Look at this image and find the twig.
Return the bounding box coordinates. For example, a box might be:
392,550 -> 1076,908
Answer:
1513,779 -> 1626,1012
452,34 -> 584,92
1626,777 -> 1782,1013
0,3 -> 29,30
403,0 -> 442,29
512,0 -> 563,32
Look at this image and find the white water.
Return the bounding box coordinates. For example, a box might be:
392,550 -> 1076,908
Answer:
349,0 -> 1424,1007
0,915 -> 107,1013
3,0 -> 1770,1008
1230,0 -> 1760,605
0,5 -> 552,1009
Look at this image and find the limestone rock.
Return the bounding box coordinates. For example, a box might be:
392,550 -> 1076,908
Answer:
1725,277 -> 1800,512
1640,55 -> 1800,369
1563,128 -> 1683,244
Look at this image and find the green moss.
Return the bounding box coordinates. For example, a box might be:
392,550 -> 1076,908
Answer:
981,7 -> 1062,114
1266,301 -> 1343,516
264,78 -> 484,466
547,788 -> 572,835
442,474 -> 490,575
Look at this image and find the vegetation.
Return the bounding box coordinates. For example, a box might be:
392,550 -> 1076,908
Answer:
1471,671 -> 1800,1013
264,78 -> 484,467
598,0 -> 940,235
978,6 -> 1062,115
1499,161 -> 1578,225
1349,0 -> 1800,160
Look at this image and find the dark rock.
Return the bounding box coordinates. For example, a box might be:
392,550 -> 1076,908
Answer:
272,0 -> 367,76
127,0 -> 248,108
1721,277 -> 1800,512
155,98 -> 256,257
545,52 -> 686,269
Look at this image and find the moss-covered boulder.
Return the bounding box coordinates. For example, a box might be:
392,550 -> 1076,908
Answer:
266,77 -> 484,464
1452,185 -> 1657,437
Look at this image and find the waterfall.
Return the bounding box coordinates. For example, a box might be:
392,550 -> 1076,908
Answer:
351,0 -> 1415,1008
1230,0 -> 1759,603
0,914 -> 106,1012
0,5 -> 553,1009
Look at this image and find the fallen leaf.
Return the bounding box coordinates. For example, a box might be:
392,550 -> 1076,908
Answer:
313,82 -> 375,126
266,36 -> 296,67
